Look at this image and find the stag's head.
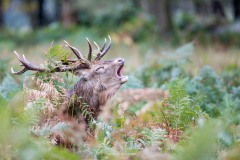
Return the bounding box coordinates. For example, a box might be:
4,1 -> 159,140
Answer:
11,36 -> 128,108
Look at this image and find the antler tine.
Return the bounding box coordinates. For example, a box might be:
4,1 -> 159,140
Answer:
11,51 -> 45,75
94,36 -> 111,61
100,38 -> 107,52
99,35 -> 111,59
86,37 -> 92,61
64,40 -> 84,60
11,67 -> 27,75
93,41 -> 100,51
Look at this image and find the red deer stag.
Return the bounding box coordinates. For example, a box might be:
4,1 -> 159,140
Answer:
11,36 -> 128,127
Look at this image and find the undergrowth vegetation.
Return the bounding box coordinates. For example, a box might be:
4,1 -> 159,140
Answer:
0,42 -> 240,160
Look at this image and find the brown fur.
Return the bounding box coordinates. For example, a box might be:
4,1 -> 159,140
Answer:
62,58 -> 128,125
29,58 -> 127,148
12,38 -> 128,148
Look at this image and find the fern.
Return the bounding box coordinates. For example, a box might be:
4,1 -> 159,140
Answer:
0,58 -> 10,81
46,45 -> 70,61
0,99 -> 80,160
4,40 -> 240,160
187,66 -> 227,117
0,74 -> 21,101
125,138 -> 142,151
31,121 -> 71,137
159,79 -> 202,131
82,143 -> 119,160
81,102 -> 94,122
174,120 -> 219,160
93,120 -> 113,134
136,43 -> 194,87
138,128 -> 166,147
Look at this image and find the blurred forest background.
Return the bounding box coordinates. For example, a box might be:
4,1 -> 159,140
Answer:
1,0 -> 240,42
1,0 -> 240,160
1,0 -> 240,73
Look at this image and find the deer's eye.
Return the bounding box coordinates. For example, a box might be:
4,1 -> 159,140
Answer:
95,67 -> 105,73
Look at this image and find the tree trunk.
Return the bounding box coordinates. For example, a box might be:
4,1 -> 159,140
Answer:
233,0 -> 240,20
141,0 -> 174,38
211,0 -> 225,18
61,0 -> 75,28
38,0 -> 44,26
194,0 -> 212,17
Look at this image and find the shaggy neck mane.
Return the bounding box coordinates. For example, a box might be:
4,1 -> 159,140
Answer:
65,77 -> 109,120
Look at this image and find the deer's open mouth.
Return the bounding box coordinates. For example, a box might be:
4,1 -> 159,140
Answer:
117,64 -> 128,83
117,64 -> 124,77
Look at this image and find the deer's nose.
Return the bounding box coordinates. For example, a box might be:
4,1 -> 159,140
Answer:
117,58 -> 125,64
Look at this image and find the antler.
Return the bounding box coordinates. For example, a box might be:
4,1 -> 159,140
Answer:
64,40 -> 84,60
85,35 -> 111,61
86,38 -> 92,61
11,36 -> 112,75
11,51 -> 45,74
94,35 -> 111,61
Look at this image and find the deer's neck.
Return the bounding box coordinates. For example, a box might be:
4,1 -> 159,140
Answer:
68,79 -> 95,107
66,77 -> 121,119
67,78 -> 109,111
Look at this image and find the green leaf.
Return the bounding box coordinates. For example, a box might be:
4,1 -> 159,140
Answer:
46,45 -> 70,61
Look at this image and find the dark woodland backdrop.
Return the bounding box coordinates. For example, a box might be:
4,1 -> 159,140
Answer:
1,0 -> 240,43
